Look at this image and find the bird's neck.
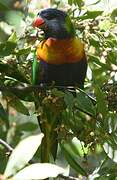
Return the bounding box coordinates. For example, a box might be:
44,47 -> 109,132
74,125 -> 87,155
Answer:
36,37 -> 85,64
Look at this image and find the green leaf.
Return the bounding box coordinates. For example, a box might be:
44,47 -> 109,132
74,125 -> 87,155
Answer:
0,63 -> 29,83
88,54 -> 110,70
75,90 -> 96,117
61,142 -> 87,176
99,20 -> 111,31
74,0 -> 84,8
0,41 -> 17,57
0,1 -> 9,11
94,86 -> 108,118
4,134 -> 44,178
80,10 -> 103,20
0,103 -> 8,123
64,91 -> 74,109
15,47 -> 31,56
103,142 -> 117,163
9,99 -> 29,116
17,122 -> 37,132
68,0 -> 73,6
8,32 -> 17,43
111,8 -> 117,21
4,92 -> 29,115
12,163 -> 65,180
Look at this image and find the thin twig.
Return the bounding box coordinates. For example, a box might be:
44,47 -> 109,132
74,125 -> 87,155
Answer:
0,139 -> 13,152
58,174 -> 81,180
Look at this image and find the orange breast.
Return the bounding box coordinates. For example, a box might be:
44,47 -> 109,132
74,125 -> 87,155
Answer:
36,38 -> 85,64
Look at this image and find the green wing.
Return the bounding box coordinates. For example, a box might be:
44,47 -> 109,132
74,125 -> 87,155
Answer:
32,51 -> 40,85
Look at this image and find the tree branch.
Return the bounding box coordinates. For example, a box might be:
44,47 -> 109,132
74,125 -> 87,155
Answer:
0,139 -> 13,152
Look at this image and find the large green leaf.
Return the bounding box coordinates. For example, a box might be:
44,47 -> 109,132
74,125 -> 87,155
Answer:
4,134 -> 44,178
12,163 -> 65,180
75,90 -> 96,117
61,142 -> 87,176
94,85 -> 108,119
0,41 -> 17,57
3,92 -> 29,115
79,10 -> 103,20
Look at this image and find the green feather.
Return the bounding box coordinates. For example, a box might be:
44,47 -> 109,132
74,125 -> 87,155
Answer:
32,51 -> 40,85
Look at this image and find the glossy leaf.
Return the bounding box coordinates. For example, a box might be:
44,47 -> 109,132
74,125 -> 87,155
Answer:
4,134 -> 44,178
12,163 -> 65,180
75,90 -> 96,117
103,142 -> 117,163
61,143 -> 87,176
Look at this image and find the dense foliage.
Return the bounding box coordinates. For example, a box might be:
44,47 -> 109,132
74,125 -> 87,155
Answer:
0,0 -> 117,179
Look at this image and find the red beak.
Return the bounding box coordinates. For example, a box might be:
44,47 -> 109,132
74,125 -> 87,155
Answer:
32,17 -> 45,28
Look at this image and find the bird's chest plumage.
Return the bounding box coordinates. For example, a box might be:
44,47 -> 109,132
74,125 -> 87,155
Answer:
36,37 -> 87,87
36,38 -> 85,64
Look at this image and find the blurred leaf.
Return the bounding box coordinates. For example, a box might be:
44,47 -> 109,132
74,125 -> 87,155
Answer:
88,54 -> 111,70
74,0 -> 84,8
15,47 -> 31,56
4,92 -> 29,115
0,41 -> 16,57
111,8 -> 117,21
80,10 -> 103,20
0,63 -> 29,83
88,0 -> 101,6
8,32 -> 17,43
68,0 -> 73,6
75,90 -> 96,117
61,142 -> 87,176
17,122 -> 37,132
94,86 -> 108,118
99,20 -> 111,31
9,99 -> 29,116
4,134 -> 44,178
12,163 -> 65,180
64,91 -> 74,109
103,142 -> 117,163
0,103 -> 8,123
0,1 -> 9,11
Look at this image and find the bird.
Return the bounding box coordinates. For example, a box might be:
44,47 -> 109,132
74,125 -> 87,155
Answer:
32,8 -> 87,162
32,8 -> 87,89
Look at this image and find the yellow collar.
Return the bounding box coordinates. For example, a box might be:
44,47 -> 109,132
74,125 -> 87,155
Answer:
36,38 -> 85,64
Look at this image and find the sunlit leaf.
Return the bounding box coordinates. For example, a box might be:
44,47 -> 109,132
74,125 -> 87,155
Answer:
61,143 -> 87,176
8,32 -> 17,43
12,163 -> 65,180
4,134 -> 44,178
80,10 -> 103,20
103,143 -> 117,163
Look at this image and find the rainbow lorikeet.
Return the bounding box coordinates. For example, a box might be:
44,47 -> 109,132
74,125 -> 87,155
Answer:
32,8 -> 87,162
